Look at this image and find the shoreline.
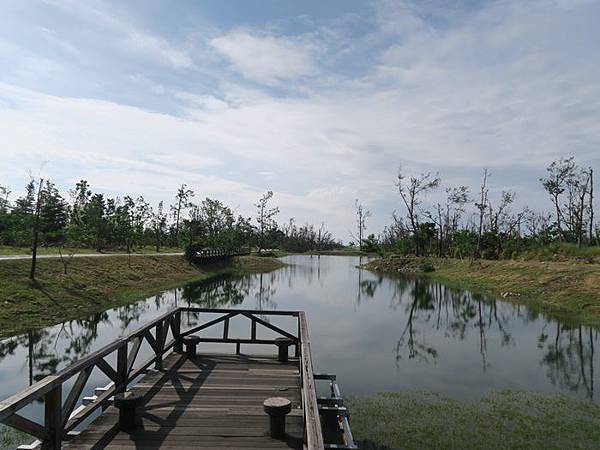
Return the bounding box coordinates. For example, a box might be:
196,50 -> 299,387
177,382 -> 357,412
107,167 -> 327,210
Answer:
0,255 -> 285,338
362,256 -> 600,327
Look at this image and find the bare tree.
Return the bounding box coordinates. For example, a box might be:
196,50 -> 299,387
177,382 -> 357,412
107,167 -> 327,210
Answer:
58,246 -> 75,275
30,177 -> 44,280
396,166 -> 440,254
427,186 -> 470,257
573,170 -> 591,246
255,191 -> 279,252
475,168 -> 489,257
590,168 -> 595,244
540,157 -> 576,240
354,199 -> 371,251
316,222 -> 331,251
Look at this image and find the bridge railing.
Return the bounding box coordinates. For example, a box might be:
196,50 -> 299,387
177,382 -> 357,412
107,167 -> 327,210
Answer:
193,246 -> 252,259
0,307 -> 324,450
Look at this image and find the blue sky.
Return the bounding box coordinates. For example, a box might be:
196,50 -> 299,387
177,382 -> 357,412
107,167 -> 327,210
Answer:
1,0 -> 599,239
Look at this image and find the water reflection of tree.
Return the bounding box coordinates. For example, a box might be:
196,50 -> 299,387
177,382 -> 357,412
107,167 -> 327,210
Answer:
355,265 -> 381,306
0,294 -> 186,388
384,274 -> 599,399
180,273 -> 280,324
390,277 -> 516,370
181,277 -> 248,326
0,309 -> 116,388
0,315 -> 110,390
254,272 -> 277,313
182,277 -> 246,308
540,323 -> 595,400
360,280 -> 379,299
60,313 -> 110,367
395,279 -> 438,362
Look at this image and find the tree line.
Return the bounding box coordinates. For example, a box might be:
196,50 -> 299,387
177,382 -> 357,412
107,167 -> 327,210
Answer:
0,178 -> 342,277
361,156 -> 597,259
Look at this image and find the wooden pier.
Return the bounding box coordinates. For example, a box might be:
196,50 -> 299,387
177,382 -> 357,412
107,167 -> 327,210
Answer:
0,308 -> 356,449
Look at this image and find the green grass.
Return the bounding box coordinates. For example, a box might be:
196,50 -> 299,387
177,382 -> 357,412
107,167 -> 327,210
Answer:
0,255 -> 284,337
522,242 -> 600,263
236,254 -> 287,272
0,424 -> 30,450
347,390 -> 600,450
364,256 -> 600,327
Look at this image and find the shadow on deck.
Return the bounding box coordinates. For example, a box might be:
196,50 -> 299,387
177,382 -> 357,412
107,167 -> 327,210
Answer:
66,352 -> 303,449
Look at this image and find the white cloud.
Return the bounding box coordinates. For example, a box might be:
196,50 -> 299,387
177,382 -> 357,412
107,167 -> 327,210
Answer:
210,32 -> 317,84
124,30 -> 194,69
1,0 -> 599,239
40,0 -> 195,70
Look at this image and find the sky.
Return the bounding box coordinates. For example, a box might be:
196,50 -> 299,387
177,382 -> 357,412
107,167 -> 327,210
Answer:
0,0 -> 599,240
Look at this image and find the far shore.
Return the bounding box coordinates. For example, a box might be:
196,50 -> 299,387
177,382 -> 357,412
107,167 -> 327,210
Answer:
362,255 -> 600,326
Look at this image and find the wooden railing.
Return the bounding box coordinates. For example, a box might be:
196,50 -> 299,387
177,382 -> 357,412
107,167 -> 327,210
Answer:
192,247 -> 251,259
0,307 -> 324,450
299,311 -> 325,450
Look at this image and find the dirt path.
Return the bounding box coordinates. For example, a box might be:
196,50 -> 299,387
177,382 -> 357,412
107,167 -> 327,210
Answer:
0,252 -> 183,261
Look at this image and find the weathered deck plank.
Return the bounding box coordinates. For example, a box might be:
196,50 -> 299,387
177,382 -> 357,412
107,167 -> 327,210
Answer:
65,353 -> 304,449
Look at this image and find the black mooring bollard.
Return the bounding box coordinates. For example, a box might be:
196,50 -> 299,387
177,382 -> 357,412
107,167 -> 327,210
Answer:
264,397 -> 292,439
183,336 -> 201,357
114,392 -> 143,432
275,337 -> 293,362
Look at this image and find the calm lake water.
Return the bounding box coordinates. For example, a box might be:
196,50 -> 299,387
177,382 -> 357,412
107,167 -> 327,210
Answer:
0,255 -> 597,431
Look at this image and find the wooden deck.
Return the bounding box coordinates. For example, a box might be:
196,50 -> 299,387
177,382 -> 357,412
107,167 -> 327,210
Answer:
66,352 -> 304,449
0,308 -> 350,449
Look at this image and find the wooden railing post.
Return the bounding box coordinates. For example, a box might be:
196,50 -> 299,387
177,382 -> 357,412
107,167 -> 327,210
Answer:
116,344 -> 127,394
42,385 -> 62,450
223,318 -> 229,340
173,310 -> 183,353
295,317 -> 300,357
155,322 -> 164,370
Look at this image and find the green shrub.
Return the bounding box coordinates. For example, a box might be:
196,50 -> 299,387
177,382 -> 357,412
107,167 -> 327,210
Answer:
419,261 -> 435,272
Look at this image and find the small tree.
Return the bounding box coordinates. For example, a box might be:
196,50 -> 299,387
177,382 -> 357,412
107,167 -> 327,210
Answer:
255,191 -> 279,252
39,180 -> 68,246
151,201 -> 168,252
170,184 -> 194,244
0,185 -> 10,212
361,234 -> 379,253
58,246 -> 75,275
0,185 -> 11,245
354,200 -> 371,251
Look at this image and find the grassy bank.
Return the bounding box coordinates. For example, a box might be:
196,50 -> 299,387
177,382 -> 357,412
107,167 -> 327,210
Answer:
363,256 -> 600,326
347,390 -> 600,450
0,255 -> 285,337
